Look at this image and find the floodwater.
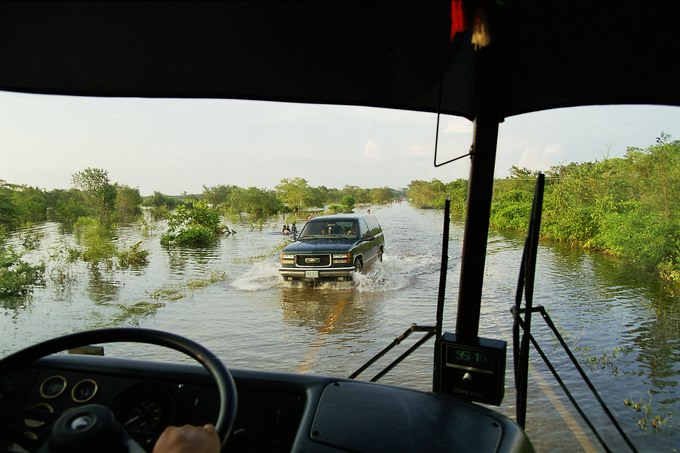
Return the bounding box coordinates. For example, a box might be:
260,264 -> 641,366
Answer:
2,202 -> 678,452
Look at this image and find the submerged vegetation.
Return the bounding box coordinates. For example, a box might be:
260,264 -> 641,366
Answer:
1,136 -> 677,289
160,201 -> 224,246
0,227 -> 45,297
407,136 -> 680,285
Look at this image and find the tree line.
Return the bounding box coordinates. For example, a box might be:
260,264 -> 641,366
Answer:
0,170 -> 404,295
0,173 -> 403,228
406,135 -> 680,285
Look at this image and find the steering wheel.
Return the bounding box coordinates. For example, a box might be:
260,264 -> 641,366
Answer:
0,328 -> 238,452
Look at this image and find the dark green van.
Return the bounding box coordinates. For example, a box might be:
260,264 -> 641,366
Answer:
279,214 -> 385,282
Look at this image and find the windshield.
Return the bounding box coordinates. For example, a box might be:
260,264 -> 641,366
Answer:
1,92 -> 679,451
299,220 -> 358,239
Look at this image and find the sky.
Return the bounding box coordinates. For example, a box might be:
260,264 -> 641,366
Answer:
1,90 -> 679,196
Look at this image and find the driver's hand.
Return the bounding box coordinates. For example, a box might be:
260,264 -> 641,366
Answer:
152,423 -> 220,453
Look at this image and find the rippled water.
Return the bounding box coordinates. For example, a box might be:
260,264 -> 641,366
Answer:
2,202 -> 678,452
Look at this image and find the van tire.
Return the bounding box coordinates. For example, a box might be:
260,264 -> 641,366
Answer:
354,257 -> 364,274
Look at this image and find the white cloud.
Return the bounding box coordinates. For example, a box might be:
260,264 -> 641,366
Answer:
517,144 -> 562,171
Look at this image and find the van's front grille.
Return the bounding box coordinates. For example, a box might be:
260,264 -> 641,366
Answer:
296,254 -> 331,267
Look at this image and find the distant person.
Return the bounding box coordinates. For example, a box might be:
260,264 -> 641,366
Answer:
367,209 -> 371,214
282,224 -> 291,235
291,223 -> 297,236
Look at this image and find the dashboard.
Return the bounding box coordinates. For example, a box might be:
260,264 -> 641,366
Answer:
1,355 -> 307,452
0,354 -> 533,452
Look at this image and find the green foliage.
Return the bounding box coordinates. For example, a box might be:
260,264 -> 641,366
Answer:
369,187 -> 399,204
11,185 -> 48,223
0,227 -> 45,296
160,201 -> 223,246
623,393 -> 673,432
489,189 -> 533,231
117,241 -> 149,268
341,194 -> 356,211
406,179 -> 466,216
275,177 -> 324,212
340,185 -> 371,204
143,191 -> 180,209
71,168 -> 117,220
541,137 -> 680,281
406,179 -> 447,209
149,205 -> 171,221
73,217 -> 117,265
115,185 -> 143,222
50,189 -> 89,225
0,182 -> 48,225
408,137 -> 680,284
326,204 -> 349,214
202,184 -> 237,206
230,187 -> 283,219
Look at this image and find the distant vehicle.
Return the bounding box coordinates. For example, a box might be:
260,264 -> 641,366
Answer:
279,214 -> 384,282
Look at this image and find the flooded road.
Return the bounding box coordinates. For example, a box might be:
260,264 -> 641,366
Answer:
2,202 -> 678,451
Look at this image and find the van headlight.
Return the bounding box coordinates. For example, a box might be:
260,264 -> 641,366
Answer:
280,254 -> 295,264
332,253 -> 351,264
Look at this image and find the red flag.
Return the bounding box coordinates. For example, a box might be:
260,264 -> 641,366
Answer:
450,0 -> 466,41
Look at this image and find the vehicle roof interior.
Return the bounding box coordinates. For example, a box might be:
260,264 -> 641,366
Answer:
1,1 -> 679,121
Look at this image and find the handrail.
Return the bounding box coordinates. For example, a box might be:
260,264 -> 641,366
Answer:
514,305 -> 638,453
349,324 -> 435,381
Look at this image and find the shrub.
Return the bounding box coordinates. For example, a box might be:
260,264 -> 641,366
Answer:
117,241 -> 149,268
0,229 -> 45,296
160,201 -> 223,246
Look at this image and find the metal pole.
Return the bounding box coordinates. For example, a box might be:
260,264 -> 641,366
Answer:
455,115 -> 499,343
433,198 -> 451,391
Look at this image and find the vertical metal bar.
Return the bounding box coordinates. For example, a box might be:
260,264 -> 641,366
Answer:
455,116 -> 499,342
516,174 -> 545,427
433,198 -> 451,392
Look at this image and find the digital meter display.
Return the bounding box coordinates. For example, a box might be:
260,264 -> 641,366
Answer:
446,345 -> 495,373
437,332 -> 507,406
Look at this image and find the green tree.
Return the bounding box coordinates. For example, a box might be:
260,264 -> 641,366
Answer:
51,189 -> 89,226
203,184 -> 237,206
11,185 -> 47,223
406,179 -> 447,208
0,182 -> 18,225
71,168 -> 117,220
275,178 -> 324,212
160,201 -> 223,246
115,185 -> 143,222
341,194 -> 355,211
144,191 -> 179,209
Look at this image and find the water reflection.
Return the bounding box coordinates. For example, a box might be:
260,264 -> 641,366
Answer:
280,286 -> 378,335
86,268 -> 120,304
2,204 -> 679,451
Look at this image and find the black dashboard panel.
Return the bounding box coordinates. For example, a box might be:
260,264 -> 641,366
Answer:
1,355 -> 310,452
0,354 -> 533,452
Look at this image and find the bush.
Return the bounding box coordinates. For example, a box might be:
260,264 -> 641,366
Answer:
117,241 -> 149,268
73,217 -> 116,265
160,201 -> 223,246
0,229 -> 45,296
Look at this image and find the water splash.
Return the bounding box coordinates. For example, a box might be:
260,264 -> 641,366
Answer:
231,259 -> 282,291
